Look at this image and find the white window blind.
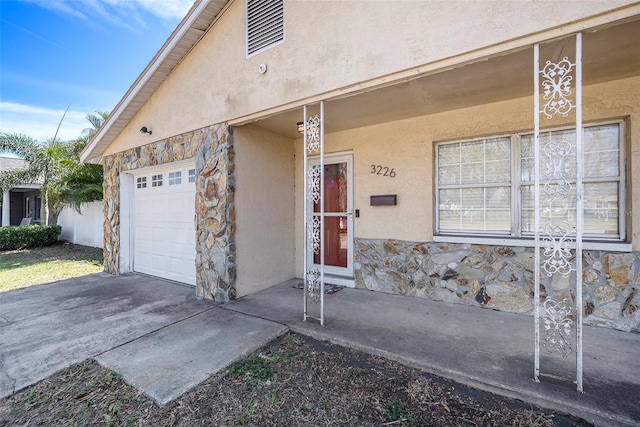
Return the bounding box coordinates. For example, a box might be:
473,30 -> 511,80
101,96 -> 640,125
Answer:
435,122 -> 624,240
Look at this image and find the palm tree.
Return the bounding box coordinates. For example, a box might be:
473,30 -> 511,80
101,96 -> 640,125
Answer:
76,110 -> 108,145
58,111 -> 108,213
0,133 -> 72,225
59,158 -> 103,212
0,110 -> 108,223
0,134 -> 42,191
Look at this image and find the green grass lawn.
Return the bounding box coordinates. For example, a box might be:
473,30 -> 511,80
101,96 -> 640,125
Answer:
0,243 -> 103,292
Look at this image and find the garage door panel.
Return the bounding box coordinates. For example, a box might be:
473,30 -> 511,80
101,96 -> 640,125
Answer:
132,168 -> 196,286
167,258 -> 186,275
167,203 -> 183,217
135,253 -> 152,270
169,232 -> 190,247
151,254 -> 167,269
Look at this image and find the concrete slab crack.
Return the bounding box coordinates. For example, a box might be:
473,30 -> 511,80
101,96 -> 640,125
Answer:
220,305 -> 289,329
93,306 -> 220,358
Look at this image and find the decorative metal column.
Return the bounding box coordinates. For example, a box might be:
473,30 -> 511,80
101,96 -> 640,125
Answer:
303,102 -> 325,325
533,33 -> 583,392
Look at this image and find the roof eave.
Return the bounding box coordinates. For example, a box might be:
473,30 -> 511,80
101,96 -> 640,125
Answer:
80,0 -> 230,164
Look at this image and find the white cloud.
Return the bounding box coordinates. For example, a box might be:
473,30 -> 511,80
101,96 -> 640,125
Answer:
0,102 -> 89,143
112,0 -> 196,21
21,0 -> 196,26
21,0 -> 87,19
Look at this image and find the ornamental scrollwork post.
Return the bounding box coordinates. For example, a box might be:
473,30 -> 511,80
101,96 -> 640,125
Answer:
534,34 -> 583,392
302,104 -> 325,325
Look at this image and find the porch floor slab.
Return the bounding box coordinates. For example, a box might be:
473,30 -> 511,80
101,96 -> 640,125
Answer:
225,279 -> 640,427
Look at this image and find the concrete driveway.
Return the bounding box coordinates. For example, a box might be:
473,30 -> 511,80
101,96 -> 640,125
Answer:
0,273 -> 287,405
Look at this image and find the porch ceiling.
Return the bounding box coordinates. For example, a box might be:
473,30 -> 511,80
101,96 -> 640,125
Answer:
252,19 -> 640,139
10,186 -> 40,193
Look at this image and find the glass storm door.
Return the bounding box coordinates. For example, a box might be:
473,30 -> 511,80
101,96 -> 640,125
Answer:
310,153 -> 353,277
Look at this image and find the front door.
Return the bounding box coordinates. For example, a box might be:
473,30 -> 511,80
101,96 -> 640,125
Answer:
309,152 -> 354,278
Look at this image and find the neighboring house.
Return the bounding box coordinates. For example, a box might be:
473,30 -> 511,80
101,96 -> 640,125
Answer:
81,1 -> 640,332
0,157 -> 42,226
1,157 -> 102,246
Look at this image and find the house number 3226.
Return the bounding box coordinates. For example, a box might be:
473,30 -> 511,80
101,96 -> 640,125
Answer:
370,165 -> 396,178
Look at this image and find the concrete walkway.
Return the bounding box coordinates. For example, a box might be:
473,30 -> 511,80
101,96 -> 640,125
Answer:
0,274 -> 286,405
226,279 -> 640,427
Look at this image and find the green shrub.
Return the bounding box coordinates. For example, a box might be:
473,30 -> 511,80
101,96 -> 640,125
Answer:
0,225 -> 62,251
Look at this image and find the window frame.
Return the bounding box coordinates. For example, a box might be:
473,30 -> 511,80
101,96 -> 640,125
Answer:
151,174 -> 163,188
136,176 -> 147,189
434,119 -> 626,244
168,171 -> 182,186
34,196 -> 41,221
435,135 -> 514,236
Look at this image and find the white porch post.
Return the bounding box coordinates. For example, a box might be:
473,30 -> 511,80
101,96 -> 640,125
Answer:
2,191 -> 10,227
303,101 -> 326,325
533,33 -> 583,392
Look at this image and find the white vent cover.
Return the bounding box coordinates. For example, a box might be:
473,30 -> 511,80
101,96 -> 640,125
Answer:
246,0 -> 284,56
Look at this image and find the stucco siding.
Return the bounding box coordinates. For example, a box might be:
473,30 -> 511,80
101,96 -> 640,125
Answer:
234,125 -> 296,296
294,75 -> 640,277
103,0 -> 638,156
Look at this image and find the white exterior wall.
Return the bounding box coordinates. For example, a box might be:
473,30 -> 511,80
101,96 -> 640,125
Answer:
104,0 -> 637,156
58,202 -> 104,248
234,125 -> 296,296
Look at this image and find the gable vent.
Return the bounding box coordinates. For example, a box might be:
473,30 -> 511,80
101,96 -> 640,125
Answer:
247,0 -> 284,56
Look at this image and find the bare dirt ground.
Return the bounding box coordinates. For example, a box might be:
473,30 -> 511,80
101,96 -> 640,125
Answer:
0,333 -> 591,426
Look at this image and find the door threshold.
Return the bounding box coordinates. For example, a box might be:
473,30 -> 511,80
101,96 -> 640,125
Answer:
322,274 -> 355,288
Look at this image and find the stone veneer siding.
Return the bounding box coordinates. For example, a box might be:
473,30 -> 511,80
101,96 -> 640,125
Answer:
354,238 -> 640,332
102,123 -> 236,301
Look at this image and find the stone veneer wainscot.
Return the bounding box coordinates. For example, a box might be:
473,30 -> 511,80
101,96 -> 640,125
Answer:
102,123 -> 236,301
354,238 -> 640,332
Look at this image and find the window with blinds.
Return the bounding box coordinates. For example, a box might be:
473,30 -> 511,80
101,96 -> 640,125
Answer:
435,121 -> 625,240
246,0 -> 284,57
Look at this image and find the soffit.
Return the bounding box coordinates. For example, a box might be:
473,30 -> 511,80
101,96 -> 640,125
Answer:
252,19 -> 640,139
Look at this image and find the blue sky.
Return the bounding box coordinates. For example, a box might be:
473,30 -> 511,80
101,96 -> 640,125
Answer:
0,0 -> 195,142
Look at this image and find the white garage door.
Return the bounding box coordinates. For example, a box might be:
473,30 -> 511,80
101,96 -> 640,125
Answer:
132,166 -> 197,285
